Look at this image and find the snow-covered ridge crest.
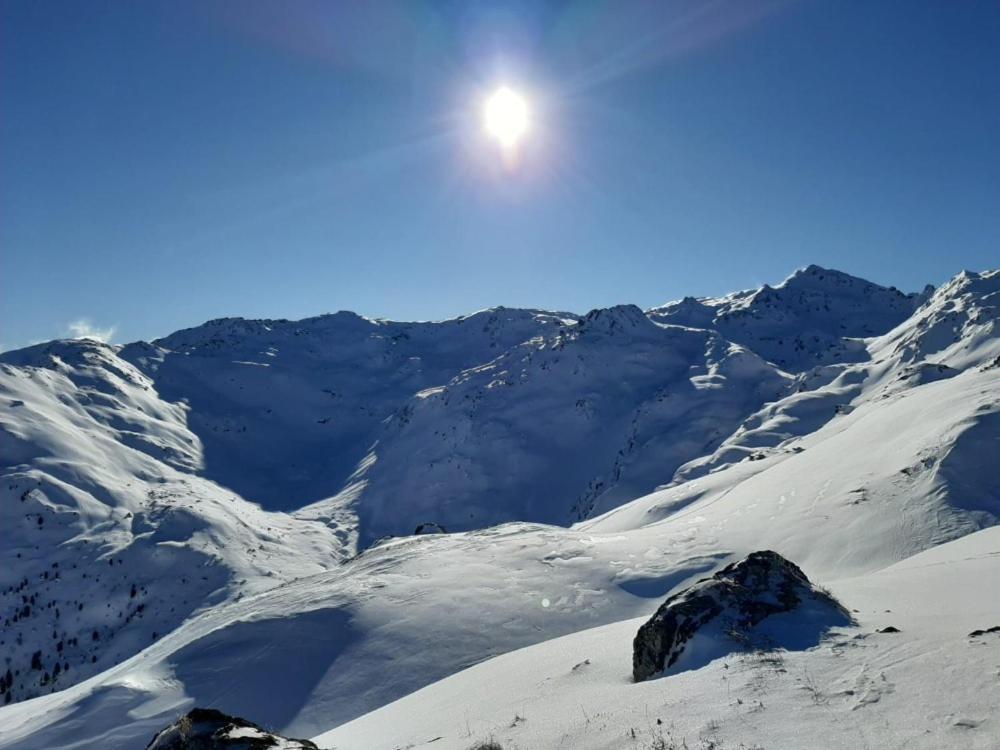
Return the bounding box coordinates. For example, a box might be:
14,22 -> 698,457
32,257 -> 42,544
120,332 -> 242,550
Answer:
872,268 -> 1000,370
150,306 -> 576,355
0,266 -> 997,744
574,303 -> 661,337
340,309 -> 792,545
648,264 -> 929,371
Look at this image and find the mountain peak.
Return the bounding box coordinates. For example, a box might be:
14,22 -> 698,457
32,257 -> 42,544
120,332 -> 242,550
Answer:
779,264 -> 873,290
0,336 -> 118,369
577,304 -> 657,336
872,268 -> 1000,369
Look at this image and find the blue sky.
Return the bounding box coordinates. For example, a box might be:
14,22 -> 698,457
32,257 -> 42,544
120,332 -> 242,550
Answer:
2,0 -> 999,349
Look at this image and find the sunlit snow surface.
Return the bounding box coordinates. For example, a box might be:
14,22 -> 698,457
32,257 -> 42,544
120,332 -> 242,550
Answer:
0,268 -> 997,749
318,526 -> 1000,750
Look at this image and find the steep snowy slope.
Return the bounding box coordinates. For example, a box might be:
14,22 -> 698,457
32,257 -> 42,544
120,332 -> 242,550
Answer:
318,524 -> 1000,750
120,308 -> 574,513
871,269 -> 1000,370
0,308 -> 581,706
0,341 -> 345,706
0,267 -> 995,750
584,362 -> 999,573
337,306 -> 791,545
648,265 -> 929,371
669,269 -> 999,485
113,305 -> 795,547
1,268 -> 996,749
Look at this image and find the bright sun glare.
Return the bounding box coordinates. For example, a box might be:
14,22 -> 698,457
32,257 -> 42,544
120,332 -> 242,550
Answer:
483,86 -> 530,148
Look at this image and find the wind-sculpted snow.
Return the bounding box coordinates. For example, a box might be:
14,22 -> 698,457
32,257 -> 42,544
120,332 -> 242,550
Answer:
0,341 -> 346,706
667,270 -> 1000,485
871,269 -> 1000,370
585,364 -> 1000,566
0,266 -> 998,750
343,307 -> 791,545
120,308 -> 576,513
0,523 -> 734,747
317,525 -> 1000,750
648,264 -> 929,371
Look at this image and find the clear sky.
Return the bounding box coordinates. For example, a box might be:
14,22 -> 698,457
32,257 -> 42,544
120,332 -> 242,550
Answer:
2,0 -> 999,349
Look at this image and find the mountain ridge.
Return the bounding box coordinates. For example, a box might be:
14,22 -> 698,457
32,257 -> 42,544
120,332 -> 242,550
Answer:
0,265 -> 997,749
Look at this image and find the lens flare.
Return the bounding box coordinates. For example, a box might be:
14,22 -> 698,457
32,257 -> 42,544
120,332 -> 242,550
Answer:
483,86 -> 530,148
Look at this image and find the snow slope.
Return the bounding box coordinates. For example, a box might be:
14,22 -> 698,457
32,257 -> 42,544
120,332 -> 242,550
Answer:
318,524 -> 1000,750
122,308 -> 574,513
648,265 -> 930,371
0,267 -> 997,750
341,307 -> 791,545
0,340 -> 344,706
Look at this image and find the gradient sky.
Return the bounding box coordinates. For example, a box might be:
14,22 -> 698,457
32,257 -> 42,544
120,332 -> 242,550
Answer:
2,0 -> 999,349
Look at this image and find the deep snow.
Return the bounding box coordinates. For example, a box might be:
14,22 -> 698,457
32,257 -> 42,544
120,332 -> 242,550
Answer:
0,266 -> 997,749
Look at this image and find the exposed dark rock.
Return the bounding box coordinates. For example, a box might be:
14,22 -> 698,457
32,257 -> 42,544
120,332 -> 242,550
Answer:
877,626 -> 901,634
414,522 -> 448,535
146,708 -> 320,749
968,625 -> 1000,637
632,550 -> 849,682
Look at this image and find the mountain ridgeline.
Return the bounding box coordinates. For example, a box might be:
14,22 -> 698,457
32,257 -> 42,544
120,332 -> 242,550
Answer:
0,266 -> 997,741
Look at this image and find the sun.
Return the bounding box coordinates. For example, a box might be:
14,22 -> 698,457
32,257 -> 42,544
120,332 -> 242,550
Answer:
483,86 -> 530,148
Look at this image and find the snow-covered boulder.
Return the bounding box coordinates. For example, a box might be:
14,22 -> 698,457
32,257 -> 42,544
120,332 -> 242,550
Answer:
632,550 -> 850,682
146,708 -> 319,749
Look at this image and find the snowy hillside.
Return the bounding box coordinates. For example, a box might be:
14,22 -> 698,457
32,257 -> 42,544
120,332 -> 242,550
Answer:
319,525 -> 1000,750
123,308 -> 575,514
0,266 -> 997,750
0,340 -> 345,707
341,306 -> 791,545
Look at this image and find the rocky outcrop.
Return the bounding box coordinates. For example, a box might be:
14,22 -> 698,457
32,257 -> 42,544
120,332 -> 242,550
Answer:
632,550 -> 849,682
146,708 -> 320,749
414,522 -> 448,535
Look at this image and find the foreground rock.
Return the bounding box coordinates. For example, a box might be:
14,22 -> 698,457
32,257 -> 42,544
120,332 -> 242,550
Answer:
147,708 -> 320,749
633,550 -> 850,682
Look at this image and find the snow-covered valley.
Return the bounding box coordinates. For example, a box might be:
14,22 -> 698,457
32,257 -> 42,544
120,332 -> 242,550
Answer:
0,266 -> 998,749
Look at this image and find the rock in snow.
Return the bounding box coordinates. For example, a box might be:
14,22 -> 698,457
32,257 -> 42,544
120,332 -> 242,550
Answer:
147,708 -> 319,750
632,550 -> 850,682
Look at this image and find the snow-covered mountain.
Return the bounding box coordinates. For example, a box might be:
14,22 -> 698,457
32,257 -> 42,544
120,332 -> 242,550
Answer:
647,264 -> 932,371
0,266 -> 997,750
339,306 -> 791,545
122,308 -> 575,514
0,339 -> 346,706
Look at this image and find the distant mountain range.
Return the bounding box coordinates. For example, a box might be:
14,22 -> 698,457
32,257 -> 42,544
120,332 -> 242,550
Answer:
1,266 -> 997,749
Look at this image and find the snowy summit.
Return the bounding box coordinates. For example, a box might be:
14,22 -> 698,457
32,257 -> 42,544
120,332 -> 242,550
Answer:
0,265 -> 998,749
